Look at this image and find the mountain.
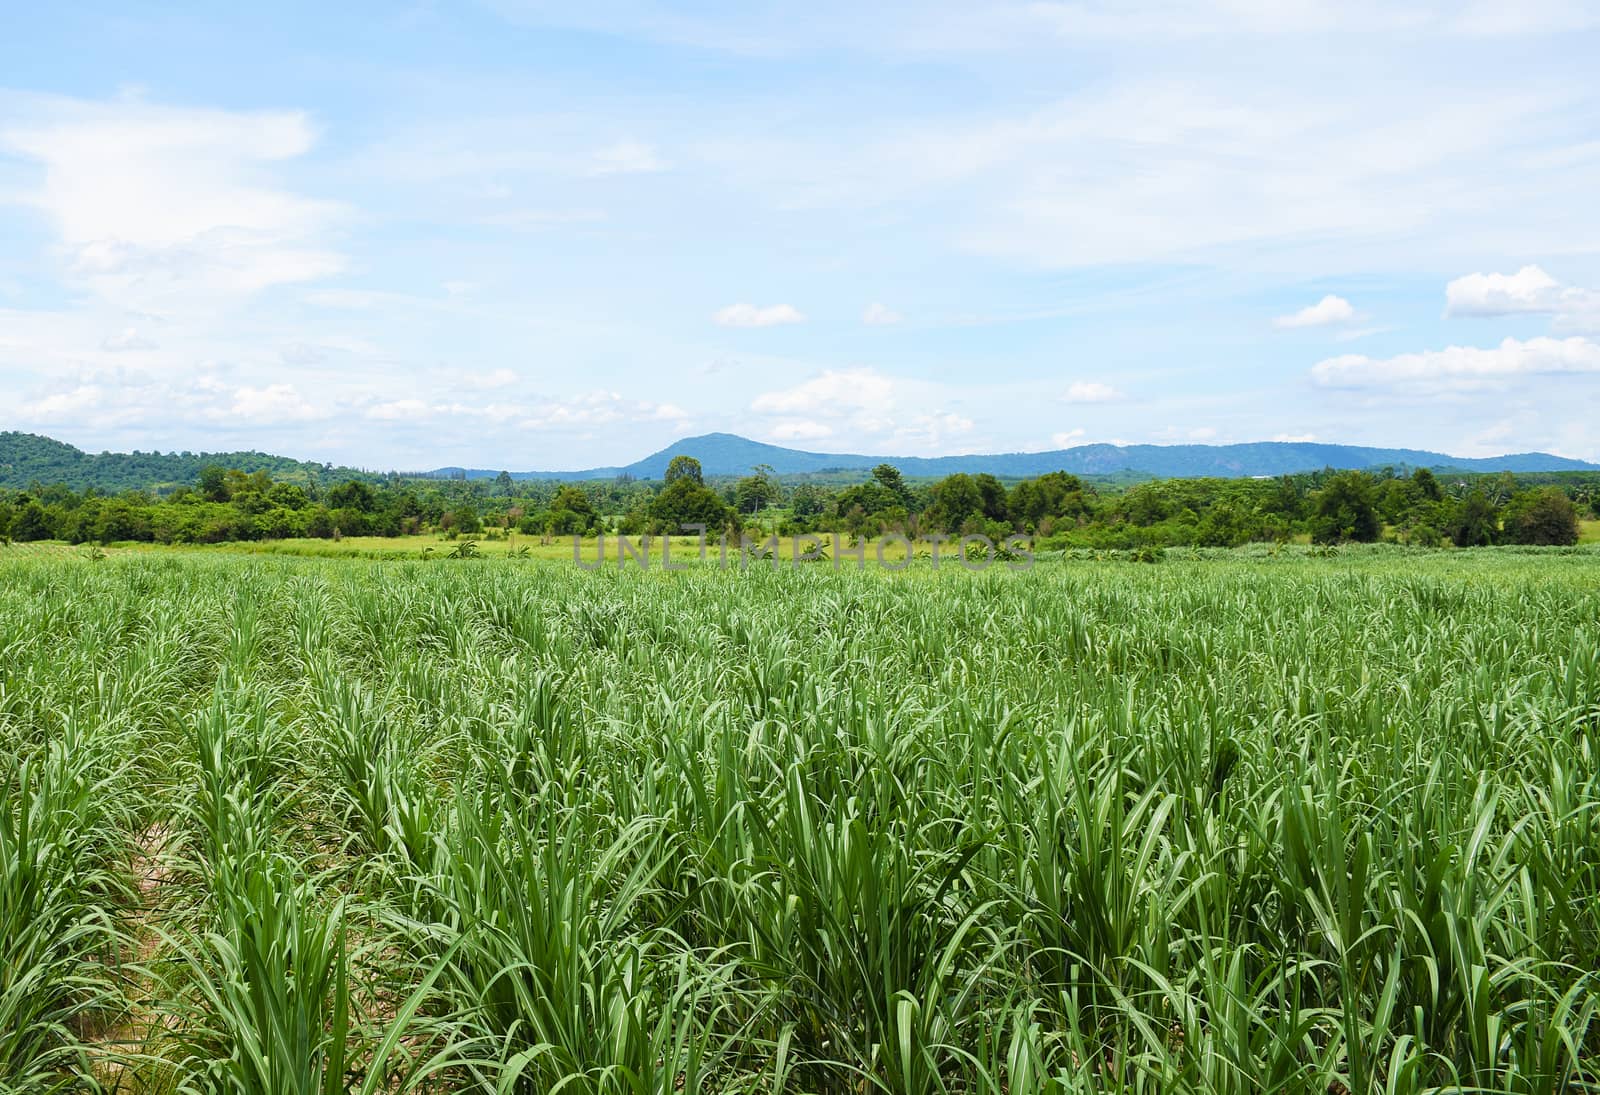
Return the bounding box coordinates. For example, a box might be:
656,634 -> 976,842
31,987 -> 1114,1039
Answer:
435,432 -> 1600,481
4,430 -> 1594,493
0,432 -> 378,492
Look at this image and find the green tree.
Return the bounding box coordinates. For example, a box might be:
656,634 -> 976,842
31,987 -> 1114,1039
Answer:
1411,466 -> 1442,502
328,480 -> 377,512
789,483 -> 825,519
1309,471 -> 1380,543
870,464 -> 912,509
648,478 -> 735,532
1500,487 -> 1579,546
1447,491 -> 1497,547
664,455 -> 704,486
546,486 -> 599,535
197,464 -> 231,503
734,465 -> 781,515
12,500 -> 53,541
928,474 -> 985,531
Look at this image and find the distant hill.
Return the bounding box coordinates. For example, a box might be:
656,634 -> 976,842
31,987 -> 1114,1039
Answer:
5,429 -> 1594,493
0,432 -> 376,492
435,432 -> 1600,481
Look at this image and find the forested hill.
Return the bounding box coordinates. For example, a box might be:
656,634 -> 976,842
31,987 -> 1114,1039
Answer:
6,429 -> 1596,493
440,432 -> 1599,481
0,432 -> 376,492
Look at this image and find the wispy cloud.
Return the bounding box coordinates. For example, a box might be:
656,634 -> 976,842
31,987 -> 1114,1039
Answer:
1062,380 -> 1124,403
1311,335 -> 1600,391
1275,294 -> 1356,329
588,139 -> 669,176
713,302 -> 806,328
0,92 -> 344,310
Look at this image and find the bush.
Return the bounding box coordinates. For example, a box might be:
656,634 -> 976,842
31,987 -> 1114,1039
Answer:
1500,487 -> 1580,546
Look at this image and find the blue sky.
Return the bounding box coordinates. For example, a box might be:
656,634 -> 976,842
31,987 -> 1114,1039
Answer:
2,1 -> 1598,470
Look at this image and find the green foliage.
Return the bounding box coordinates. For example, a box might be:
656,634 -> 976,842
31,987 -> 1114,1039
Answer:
1502,486 -> 1581,546
2,449 -> 1595,552
1309,470 -> 1381,543
1449,490 -> 1499,547
733,464 -> 782,515
0,431 -> 373,493
2,551 -> 1599,1092
11,500 -> 51,541
647,476 -> 736,532
663,454 -> 704,485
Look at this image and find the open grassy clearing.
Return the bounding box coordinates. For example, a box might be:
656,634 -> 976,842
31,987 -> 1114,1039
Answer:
1,549 -> 1597,1093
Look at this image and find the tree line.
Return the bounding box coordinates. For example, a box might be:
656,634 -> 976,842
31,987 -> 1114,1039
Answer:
0,456 -> 1588,549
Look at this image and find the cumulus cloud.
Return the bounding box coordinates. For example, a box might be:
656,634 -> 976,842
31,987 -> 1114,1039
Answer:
1444,265 -> 1600,330
862,302 -> 903,325
713,302 -> 806,328
749,367 -> 975,453
1062,380 -> 1123,402
0,94 -> 345,308
751,367 -> 894,415
1445,265 -> 1562,316
218,383 -> 327,424
16,384 -> 109,423
1051,428 -> 1086,447
1310,335 -> 1600,391
1274,294 -> 1356,329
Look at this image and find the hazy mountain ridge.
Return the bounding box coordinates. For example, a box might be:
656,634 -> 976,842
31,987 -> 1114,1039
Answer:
3,430 -> 1594,493
437,432 -> 1599,481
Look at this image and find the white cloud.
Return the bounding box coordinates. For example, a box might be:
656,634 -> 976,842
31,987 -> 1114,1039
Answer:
1311,335 -> 1600,391
1051,428 -> 1086,447
1444,265 -> 1600,330
1274,294 -> 1356,328
768,419 -> 835,442
589,140 -> 668,175
714,302 -> 806,328
1445,265 -> 1561,316
364,389 -> 686,431
891,412 -> 974,449
1272,432 -> 1318,442
16,384 -> 108,423
748,367 -> 978,453
708,72 -> 1600,271
0,93 -> 344,308
367,398 -> 430,421
217,383 -> 327,424
862,302 -> 903,325
1062,380 -> 1123,402
751,367 -> 894,415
